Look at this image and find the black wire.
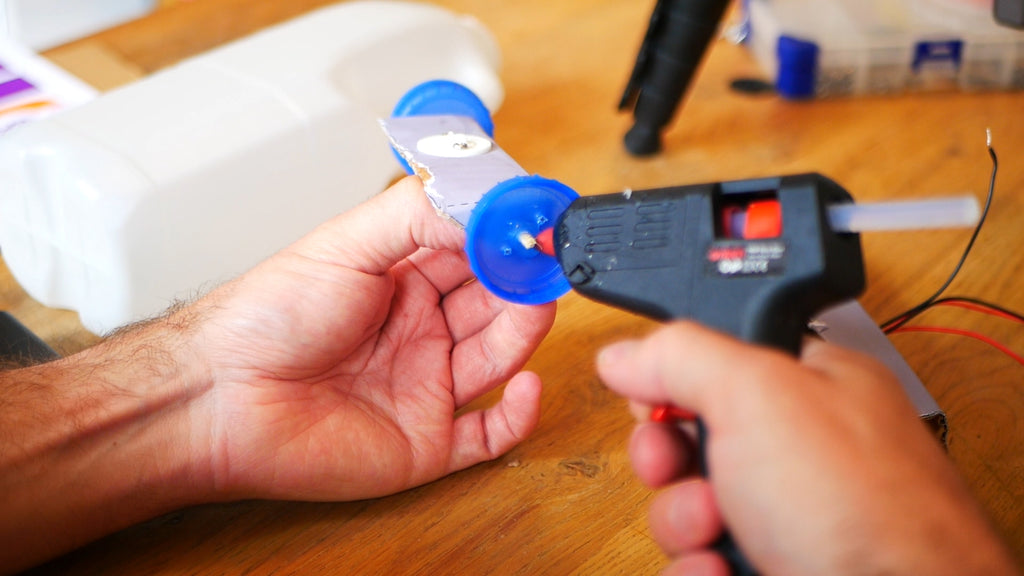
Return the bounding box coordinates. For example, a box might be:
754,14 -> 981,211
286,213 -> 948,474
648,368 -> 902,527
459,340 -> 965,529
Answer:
880,134 -> 999,334
929,295 -> 1024,323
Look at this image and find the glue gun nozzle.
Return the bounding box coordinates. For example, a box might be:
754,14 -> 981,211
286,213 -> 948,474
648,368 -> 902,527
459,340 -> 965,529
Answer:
518,228 -> 556,256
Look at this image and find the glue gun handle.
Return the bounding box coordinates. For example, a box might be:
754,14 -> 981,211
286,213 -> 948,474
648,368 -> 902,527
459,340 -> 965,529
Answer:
691,330 -> 803,576
696,418 -> 760,576
735,307 -> 808,359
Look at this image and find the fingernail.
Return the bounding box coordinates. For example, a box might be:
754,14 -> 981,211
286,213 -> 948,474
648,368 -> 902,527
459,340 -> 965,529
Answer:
597,340 -> 636,367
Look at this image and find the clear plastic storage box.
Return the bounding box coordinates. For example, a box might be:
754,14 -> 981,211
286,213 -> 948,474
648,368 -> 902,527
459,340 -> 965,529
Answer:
744,0 -> 1024,98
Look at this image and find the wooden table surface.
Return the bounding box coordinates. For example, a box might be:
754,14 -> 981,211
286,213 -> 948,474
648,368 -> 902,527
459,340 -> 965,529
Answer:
7,0 -> 1022,573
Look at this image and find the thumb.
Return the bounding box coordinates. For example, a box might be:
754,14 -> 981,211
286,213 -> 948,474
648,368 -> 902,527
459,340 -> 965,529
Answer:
596,321 -> 798,424
291,176 -> 464,275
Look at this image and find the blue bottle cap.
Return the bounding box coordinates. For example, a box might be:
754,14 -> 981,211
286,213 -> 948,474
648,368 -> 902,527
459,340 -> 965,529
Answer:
465,175 -> 578,305
776,35 -> 819,100
391,80 -> 495,174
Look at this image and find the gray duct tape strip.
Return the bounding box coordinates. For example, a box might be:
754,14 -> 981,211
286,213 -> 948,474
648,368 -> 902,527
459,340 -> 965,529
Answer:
379,115 -> 528,227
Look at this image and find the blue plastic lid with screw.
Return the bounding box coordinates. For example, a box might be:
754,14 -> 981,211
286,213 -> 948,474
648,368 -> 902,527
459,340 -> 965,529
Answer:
391,79 -> 495,174
465,175 -> 577,305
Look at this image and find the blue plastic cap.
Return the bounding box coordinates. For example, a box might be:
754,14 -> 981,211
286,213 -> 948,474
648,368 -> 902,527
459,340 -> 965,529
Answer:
465,175 -> 578,305
776,35 -> 819,100
391,80 -> 495,174
912,40 -> 963,73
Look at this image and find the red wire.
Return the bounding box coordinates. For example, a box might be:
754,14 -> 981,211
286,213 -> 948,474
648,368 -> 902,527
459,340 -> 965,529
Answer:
890,325 -> 1024,366
930,299 -> 1024,324
881,316 -> 907,333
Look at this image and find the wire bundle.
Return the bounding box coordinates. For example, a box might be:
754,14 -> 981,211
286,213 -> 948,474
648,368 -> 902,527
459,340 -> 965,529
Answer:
882,133 -> 1023,366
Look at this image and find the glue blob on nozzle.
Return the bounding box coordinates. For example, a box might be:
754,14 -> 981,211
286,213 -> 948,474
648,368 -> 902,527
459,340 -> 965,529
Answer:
516,228 -> 556,256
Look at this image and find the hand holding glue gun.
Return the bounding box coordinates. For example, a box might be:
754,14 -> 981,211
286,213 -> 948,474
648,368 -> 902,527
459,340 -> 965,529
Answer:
382,80 -> 1019,575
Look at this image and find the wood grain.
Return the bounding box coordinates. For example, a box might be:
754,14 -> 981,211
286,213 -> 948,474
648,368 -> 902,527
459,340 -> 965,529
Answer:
9,0 -> 1022,573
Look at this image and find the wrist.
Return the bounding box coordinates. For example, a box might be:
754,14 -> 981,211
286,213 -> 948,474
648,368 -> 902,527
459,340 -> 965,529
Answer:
96,301 -> 221,502
0,303 -> 217,572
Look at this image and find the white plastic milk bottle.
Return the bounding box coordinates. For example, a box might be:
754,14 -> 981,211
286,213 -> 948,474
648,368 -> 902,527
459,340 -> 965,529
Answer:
0,0 -> 503,334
